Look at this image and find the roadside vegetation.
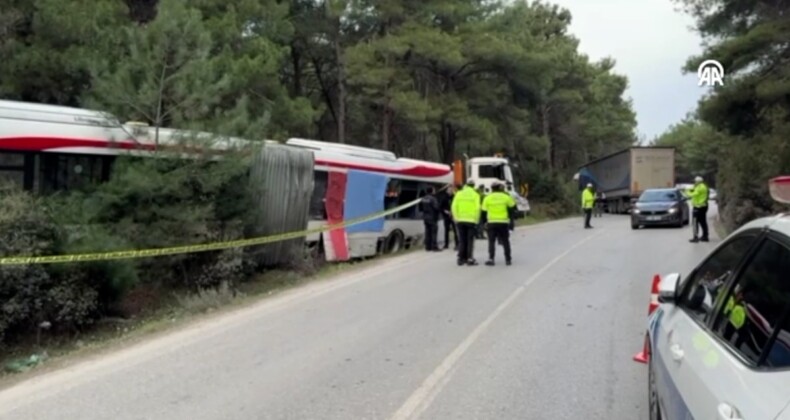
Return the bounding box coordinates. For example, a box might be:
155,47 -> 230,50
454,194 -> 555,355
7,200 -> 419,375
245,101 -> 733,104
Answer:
1,0 -> 637,363
652,0 -> 790,234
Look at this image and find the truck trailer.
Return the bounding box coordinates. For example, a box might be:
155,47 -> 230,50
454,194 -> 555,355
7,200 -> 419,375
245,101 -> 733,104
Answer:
577,147 -> 675,214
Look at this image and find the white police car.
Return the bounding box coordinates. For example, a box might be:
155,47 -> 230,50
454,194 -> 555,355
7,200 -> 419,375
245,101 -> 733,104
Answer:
645,177 -> 790,420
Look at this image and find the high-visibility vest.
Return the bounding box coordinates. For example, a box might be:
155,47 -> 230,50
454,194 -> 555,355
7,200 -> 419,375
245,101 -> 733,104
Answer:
482,192 -> 516,223
724,296 -> 746,329
581,189 -> 595,209
686,183 -> 709,208
451,186 -> 481,224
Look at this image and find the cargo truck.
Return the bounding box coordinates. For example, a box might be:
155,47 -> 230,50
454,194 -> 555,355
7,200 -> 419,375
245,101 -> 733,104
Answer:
577,147 -> 675,214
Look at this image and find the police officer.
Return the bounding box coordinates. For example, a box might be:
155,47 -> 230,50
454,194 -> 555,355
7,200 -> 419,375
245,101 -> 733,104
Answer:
481,182 -> 516,266
439,184 -> 458,250
581,183 -> 595,229
685,176 -> 710,243
419,186 -> 441,251
451,180 -> 481,266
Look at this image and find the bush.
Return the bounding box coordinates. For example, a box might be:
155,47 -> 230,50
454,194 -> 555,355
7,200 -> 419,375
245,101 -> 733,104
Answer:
52,151 -> 255,292
0,187 -> 99,343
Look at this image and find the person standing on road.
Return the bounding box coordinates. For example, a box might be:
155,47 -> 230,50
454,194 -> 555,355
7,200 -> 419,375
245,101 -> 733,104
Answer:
419,187 -> 441,251
476,185 -> 487,240
439,185 -> 458,250
594,190 -> 606,217
582,183 -> 595,229
452,180 -> 481,266
481,182 -> 516,266
685,176 -> 710,243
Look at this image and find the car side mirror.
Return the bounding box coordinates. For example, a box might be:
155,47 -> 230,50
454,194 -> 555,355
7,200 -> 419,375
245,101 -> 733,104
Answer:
658,273 -> 682,304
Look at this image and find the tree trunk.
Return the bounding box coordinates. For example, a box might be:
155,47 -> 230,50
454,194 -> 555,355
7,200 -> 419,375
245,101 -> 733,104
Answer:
542,102 -> 553,171
334,23 -> 346,144
439,120 -> 456,164
291,42 -> 302,97
381,104 -> 391,150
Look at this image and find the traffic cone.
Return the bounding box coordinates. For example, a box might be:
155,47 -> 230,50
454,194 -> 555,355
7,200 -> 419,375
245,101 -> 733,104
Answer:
647,274 -> 661,315
633,274 -> 661,364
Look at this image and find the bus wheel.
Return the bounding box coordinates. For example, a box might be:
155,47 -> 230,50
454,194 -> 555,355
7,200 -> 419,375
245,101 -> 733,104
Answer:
383,230 -> 405,254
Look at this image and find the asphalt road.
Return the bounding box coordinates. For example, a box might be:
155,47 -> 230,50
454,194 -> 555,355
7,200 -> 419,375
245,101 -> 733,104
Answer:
0,209 -> 721,420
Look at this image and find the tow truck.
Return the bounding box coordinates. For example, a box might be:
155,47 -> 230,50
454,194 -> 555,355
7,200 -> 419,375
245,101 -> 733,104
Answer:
452,154 -> 530,214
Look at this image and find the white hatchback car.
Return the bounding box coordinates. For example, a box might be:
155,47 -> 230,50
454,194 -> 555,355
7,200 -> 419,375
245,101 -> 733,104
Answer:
645,178 -> 790,420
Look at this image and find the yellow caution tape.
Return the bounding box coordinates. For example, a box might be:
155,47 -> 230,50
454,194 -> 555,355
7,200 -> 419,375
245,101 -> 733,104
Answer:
0,197 -> 427,266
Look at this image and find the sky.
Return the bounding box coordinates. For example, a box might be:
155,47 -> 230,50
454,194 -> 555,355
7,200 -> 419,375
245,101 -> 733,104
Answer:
546,0 -> 706,141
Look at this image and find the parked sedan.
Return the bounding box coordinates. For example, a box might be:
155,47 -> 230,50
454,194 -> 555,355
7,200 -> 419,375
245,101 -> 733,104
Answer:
631,188 -> 690,229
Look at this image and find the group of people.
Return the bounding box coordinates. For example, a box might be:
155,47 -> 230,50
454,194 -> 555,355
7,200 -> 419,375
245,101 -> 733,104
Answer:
419,181 -> 516,266
579,175 -> 711,240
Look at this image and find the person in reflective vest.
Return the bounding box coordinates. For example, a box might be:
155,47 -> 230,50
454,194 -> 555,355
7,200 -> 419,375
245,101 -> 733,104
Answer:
481,182 -> 516,266
720,290 -> 748,350
581,183 -> 595,229
684,176 -> 710,242
451,180 -> 481,266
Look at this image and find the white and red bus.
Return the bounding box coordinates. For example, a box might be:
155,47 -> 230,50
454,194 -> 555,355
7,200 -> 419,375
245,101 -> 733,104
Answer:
0,99 -> 454,260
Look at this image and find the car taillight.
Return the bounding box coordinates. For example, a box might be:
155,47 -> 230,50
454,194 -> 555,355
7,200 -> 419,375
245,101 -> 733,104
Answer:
769,176 -> 790,204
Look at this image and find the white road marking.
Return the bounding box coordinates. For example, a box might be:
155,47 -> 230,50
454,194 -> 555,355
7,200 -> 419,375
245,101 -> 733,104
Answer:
390,230 -> 604,420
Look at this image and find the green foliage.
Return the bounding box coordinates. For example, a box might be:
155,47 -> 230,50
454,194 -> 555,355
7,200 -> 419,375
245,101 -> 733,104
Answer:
53,152 -> 254,290
667,0 -> 790,230
652,118 -> 722,184
0,187 -> 98,344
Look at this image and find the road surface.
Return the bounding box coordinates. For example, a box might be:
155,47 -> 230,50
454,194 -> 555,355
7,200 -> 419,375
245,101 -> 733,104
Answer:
0,211 -> 720,420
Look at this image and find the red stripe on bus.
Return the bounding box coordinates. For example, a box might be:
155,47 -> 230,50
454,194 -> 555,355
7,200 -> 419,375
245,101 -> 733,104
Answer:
0,136 -> 154,151
314,159 -> 451,178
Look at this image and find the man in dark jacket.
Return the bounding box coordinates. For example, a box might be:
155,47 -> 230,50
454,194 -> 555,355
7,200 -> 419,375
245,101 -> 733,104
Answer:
419,187 -> 441,251
439,185 -> 458,250
475,185 -> 488,240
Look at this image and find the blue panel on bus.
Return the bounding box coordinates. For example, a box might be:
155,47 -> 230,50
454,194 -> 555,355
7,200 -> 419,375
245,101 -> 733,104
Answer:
344,170 -> 388,233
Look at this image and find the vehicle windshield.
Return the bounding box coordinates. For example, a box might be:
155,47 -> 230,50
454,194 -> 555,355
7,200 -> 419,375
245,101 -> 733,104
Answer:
639,190 -> 678,202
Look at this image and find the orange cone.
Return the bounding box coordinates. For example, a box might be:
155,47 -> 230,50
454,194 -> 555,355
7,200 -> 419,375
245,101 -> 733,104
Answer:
647,274 -> 661,315
633,335 -> 650,363
633,274 -> 661,364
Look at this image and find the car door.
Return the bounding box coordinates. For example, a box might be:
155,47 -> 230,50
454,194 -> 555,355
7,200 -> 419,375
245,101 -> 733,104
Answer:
697,234 -> 790,419
652,233 -> 760,419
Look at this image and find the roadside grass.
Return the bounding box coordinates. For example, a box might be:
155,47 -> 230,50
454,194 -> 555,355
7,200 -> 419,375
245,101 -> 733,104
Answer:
0,211 -> 569,386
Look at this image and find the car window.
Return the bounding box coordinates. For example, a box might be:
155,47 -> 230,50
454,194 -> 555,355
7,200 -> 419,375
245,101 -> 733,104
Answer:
711,238 -> 790,367
678,235 -> 758,323
638,190 -> 677,202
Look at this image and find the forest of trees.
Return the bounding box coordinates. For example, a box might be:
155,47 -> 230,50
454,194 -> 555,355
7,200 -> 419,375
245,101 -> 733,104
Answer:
1,0 -> 638,189
654,0 -> 790,232
0,0 -> 639,346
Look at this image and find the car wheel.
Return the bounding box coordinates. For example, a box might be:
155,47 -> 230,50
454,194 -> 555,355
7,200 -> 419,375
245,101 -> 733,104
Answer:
631,221 -> 639,230
648,344 -> 662,420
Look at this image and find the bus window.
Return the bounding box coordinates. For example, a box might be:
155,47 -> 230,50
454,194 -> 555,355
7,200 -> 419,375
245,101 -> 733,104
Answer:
309,171 -> 328,220
397,180 -> 420,219
384,179 -> 401,219
0,170 -> 24,190
0,151 -> 27,190
39,153 -> 110,193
